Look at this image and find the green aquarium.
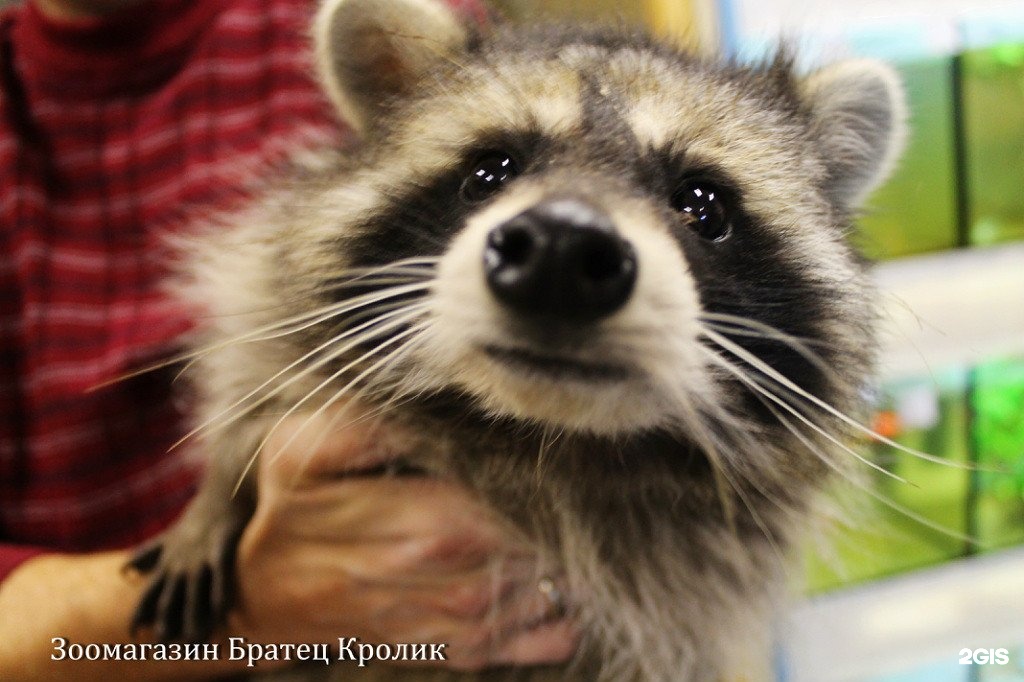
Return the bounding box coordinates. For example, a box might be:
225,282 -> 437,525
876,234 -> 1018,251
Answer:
962,42 -> 1024,246
802,368 -> 969,592
857,58 -> 959,259
972,357 -> 1024,549
803,357 -> 1024,593
856,41 -> 1024,257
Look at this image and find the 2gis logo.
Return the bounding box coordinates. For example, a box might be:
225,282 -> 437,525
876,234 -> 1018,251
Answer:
958,648 -> 1010,666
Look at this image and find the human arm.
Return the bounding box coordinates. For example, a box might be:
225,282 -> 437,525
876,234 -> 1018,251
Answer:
231,412 -> 579,672
0,415 -> 577,681
0,550 -> 237,681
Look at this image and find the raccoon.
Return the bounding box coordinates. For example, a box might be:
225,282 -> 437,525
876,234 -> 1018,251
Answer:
128,0 -> 906,680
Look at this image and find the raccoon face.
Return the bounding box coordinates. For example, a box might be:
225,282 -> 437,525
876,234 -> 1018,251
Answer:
428,177 -> 705,433
309,0 -> 905,437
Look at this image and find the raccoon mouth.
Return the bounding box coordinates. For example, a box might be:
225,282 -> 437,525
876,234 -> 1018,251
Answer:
482,345 -> 631,382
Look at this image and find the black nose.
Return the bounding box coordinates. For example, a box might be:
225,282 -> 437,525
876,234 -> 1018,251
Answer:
484,198 -> 637,321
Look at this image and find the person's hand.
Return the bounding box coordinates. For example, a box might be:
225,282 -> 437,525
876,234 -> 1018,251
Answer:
229,411 -> 579,671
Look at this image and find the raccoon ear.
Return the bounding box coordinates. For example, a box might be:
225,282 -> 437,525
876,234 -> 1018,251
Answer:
313,0 -> 473,134
800,60 -> 907,210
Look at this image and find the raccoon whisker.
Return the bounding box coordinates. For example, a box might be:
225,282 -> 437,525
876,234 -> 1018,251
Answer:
701,348 -> 910,486
697,297 -> 816,312
205,271 -> 433,315
115,281 -> 435,393
235,333 -> 429,497
227,303 -> 428,423
179,312 -> 428,474
233,321 -> 429,494
321,376 -> 424,437
87,293 -> 401,392
329,334 -> 440,421
675,391 -> 789,566
328,255 -> 441,271
699,317 -> 828,349
318,288 -> 429,333
319,259 -> 440,286
192,269 -> 432,320
699,316 -> 837,377
181,278 -> 430,356
702,322 -> 835,375
253,319 -> 429,464
700,317 -> 827,346
322,262 -> 439,276
236,259 -> 438,304
171,297 -> 421,387
254,322 -> 430,491
171,304 -> 429,452
175,284 -> 428,395
702,329 -> 976,471
757,397 -> 978,546
291,336 -> 437,478
664,385 -> 740,530
534,425 -> 566,492
320,274 -> 433,293
698,312 -> 824,342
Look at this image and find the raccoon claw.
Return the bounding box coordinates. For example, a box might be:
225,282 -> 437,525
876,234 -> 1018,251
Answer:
127,523 -> 243,643
130,571 -> 164,635
126,541 -> 163,573
129,559 -> 217,642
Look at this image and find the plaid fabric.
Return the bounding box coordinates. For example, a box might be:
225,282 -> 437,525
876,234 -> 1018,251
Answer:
0,0 -> 352,580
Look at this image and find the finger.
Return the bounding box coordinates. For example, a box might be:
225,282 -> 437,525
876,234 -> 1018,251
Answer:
369,572 -> 572,655
435,618 -> 579,670
285,476 -> 525,552
488,576 -> 572,632
360,555 -> 537,617
324,538 -> 537,594
489,619 -> 580,667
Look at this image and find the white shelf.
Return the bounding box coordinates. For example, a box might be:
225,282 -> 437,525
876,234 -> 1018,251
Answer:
783,547 -> 1024,681
873,243 -> 1024,381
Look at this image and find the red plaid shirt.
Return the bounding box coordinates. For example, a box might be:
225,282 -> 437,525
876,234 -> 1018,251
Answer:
0,0 -> 486,584
0,0 -> 360,582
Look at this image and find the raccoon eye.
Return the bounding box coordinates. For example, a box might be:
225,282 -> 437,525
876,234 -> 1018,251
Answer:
461,152 -> 519,203
671,181 -> 731,241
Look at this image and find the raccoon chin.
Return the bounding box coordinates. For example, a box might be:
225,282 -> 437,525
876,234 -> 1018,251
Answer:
480,343 -> 633,383
442,345 -> 673,434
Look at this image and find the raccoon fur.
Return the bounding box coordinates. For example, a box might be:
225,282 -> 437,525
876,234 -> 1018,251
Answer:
128,0 -> 906,680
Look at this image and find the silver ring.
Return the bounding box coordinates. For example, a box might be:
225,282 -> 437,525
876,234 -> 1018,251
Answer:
537,576 -> 567,618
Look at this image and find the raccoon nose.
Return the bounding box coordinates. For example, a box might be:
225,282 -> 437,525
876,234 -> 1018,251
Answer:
484,198 -> 637,321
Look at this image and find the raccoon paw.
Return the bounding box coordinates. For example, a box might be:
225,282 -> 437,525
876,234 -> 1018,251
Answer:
127,516 -> 246,643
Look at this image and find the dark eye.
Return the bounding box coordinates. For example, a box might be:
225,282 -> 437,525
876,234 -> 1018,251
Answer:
671,181 -> 731,241
460,151 -> 519,203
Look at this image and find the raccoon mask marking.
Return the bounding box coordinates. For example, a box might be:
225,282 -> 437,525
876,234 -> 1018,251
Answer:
129,0 -> 906,680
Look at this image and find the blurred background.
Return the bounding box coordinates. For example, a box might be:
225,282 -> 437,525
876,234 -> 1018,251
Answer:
491,1 -> 1024,680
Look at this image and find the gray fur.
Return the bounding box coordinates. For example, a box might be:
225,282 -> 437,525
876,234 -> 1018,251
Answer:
130,2 -> 906,681
800,59 -> 907,210
313,0 -> 473,134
